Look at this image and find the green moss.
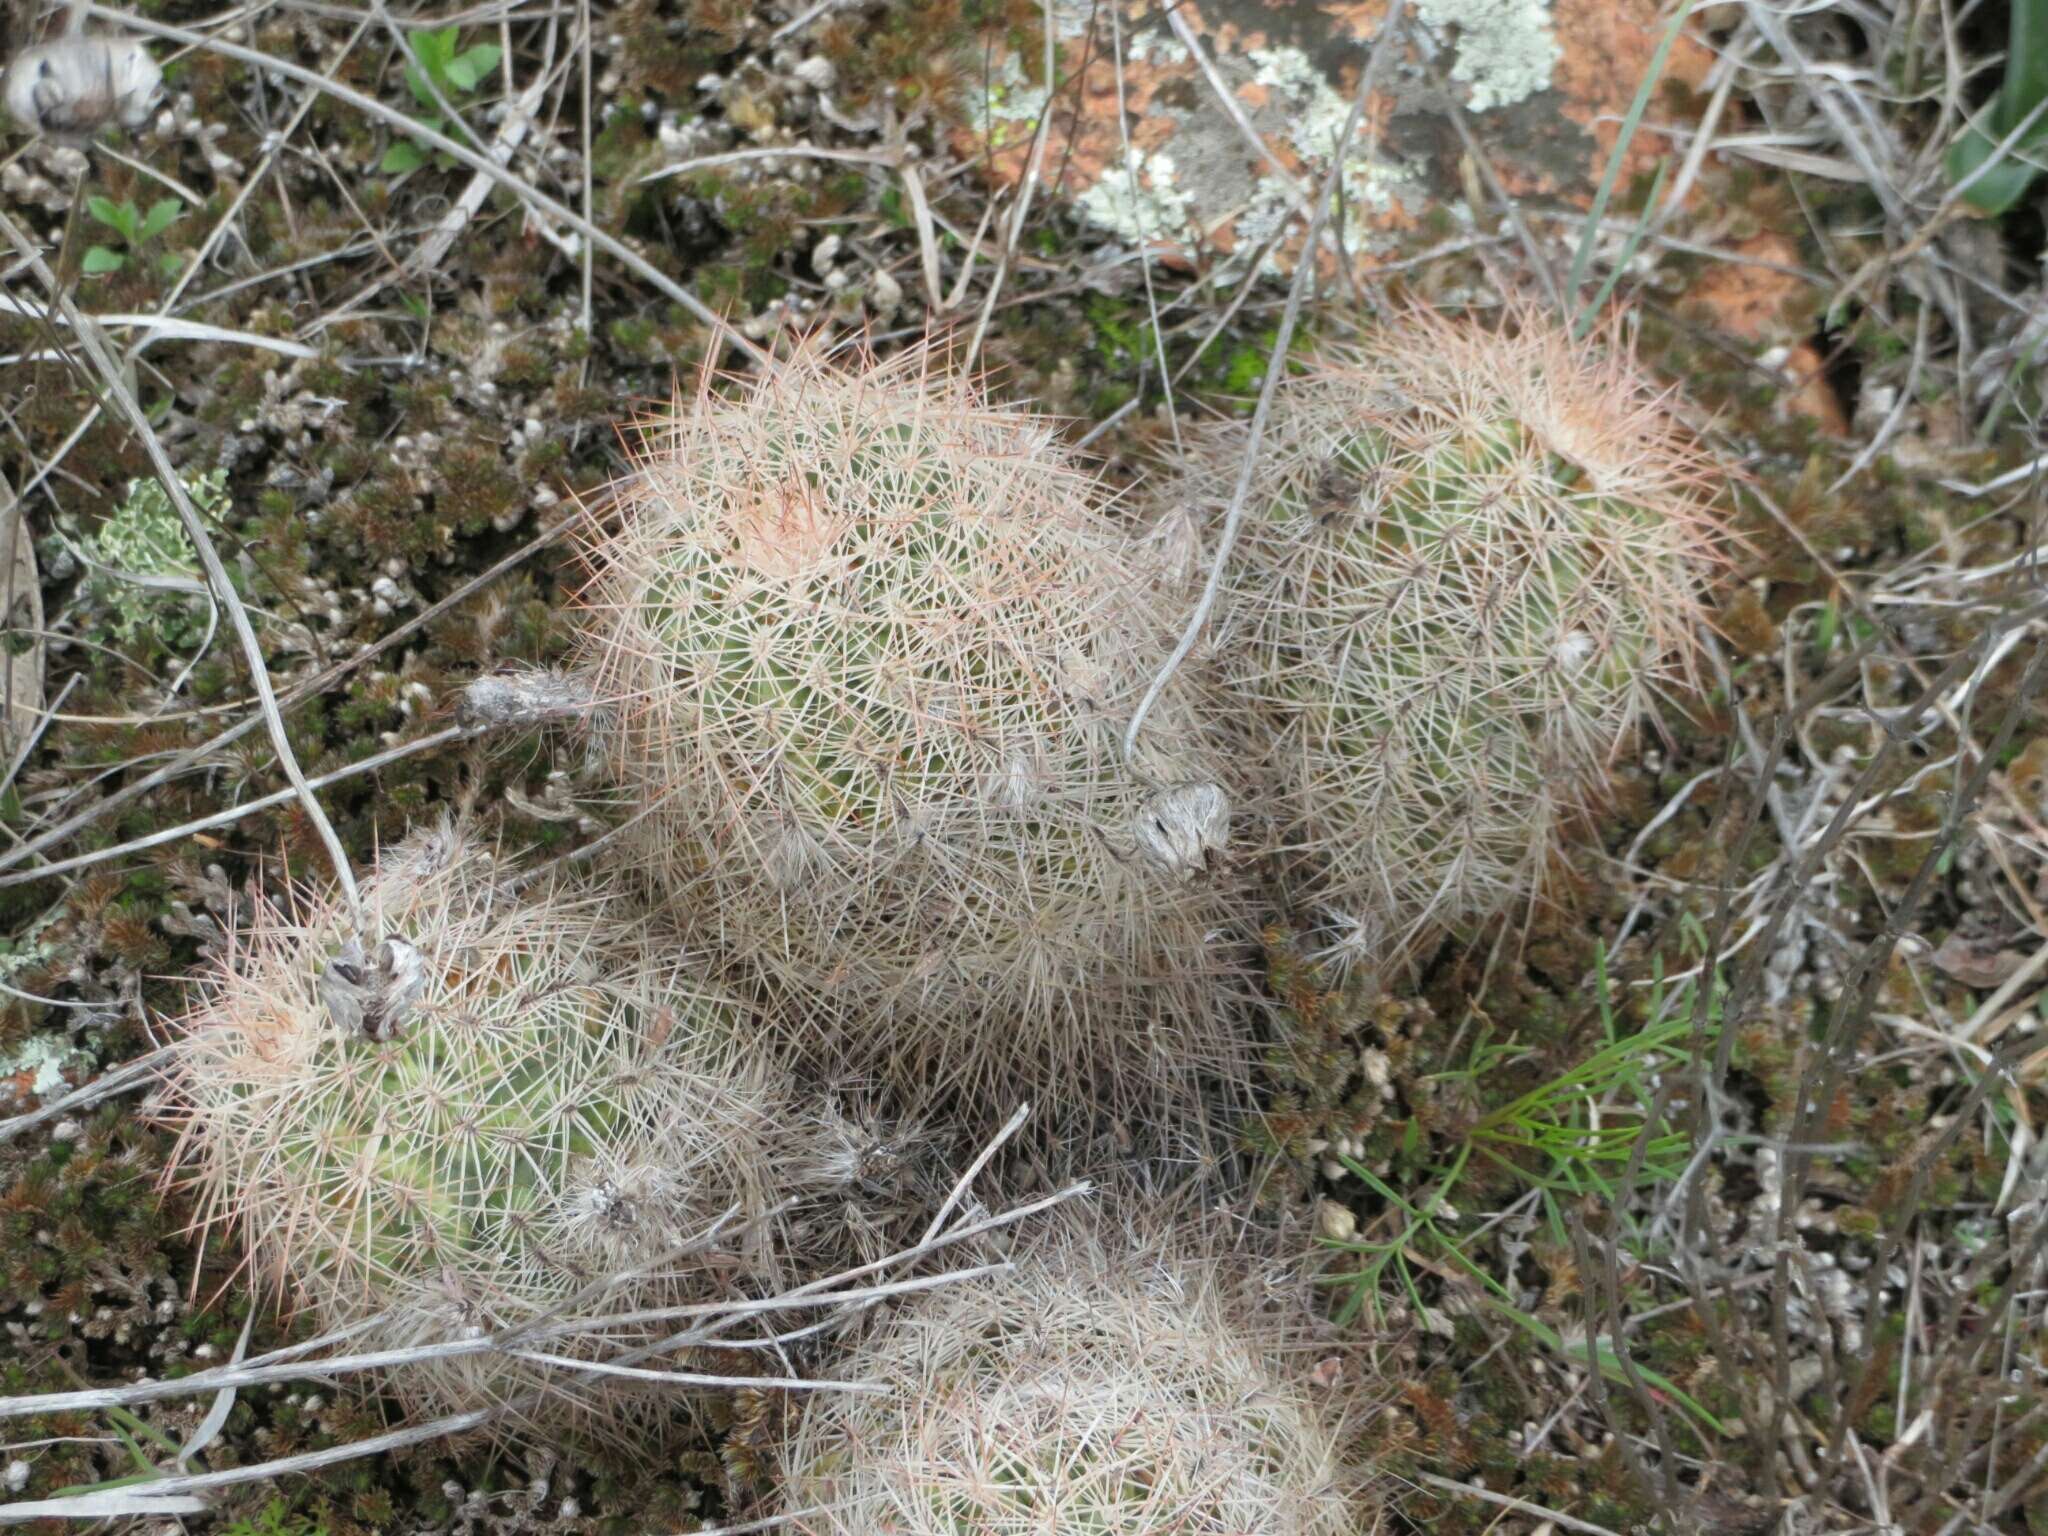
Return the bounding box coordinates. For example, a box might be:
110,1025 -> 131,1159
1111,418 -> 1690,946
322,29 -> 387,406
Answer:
330,472 -> 430,563
196,357 -> 272,427
497,342 -> 554,389
391,378 -> 453,432
1,1108 -> 181,1350
609,314 -> 659,356
519,439 -> 568,482
591,104 -> 658,190
434,442 -> 524,535
218,1498 -> 331,1536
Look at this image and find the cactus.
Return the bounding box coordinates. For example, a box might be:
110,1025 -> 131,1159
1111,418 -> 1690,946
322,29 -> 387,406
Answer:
568,341 -> 1246,1133
1175,307 -> 1722,962
160,823 -> 799,1431
781,1205 -> 1370,1535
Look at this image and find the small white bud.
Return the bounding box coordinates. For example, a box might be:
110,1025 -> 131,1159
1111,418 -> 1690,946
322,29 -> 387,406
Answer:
1132,782 -> 1229,875
1316,1199 -> 1357,1242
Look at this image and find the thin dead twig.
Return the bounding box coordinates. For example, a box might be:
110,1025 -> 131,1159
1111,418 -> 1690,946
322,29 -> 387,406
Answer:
0,211 -> 363,922
961,0 -> 1057,369
1123,1 -> 1405,757
82,4 -> 768,368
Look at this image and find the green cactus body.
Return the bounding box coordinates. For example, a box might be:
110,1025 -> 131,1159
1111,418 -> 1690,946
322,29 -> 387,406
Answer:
164,825 -> 791,1430
572,344 -> 1247,1134
1181,308 -> 1722,963
783,1210 -> 1368,1535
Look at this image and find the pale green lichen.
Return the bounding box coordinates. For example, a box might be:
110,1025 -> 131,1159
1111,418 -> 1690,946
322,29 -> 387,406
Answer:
992,31 -> 1428,280
967,52 -> 1053,147
1124,24 -> 1188,64
78,469 -> 222,649
0,918 -> 83,1099
966,0 -> 1092,144
1232,46 -> 1421,275
0,1035 -> 85,1097
1411,0 -> 1562,112
1074,147 -> 1200,246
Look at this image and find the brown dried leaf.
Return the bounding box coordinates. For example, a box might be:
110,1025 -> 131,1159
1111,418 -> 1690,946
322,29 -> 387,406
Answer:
1930,930 -> 2035,989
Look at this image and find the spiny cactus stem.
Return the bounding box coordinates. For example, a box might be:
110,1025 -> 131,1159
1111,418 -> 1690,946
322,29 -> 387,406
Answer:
786,1208 -> 1369,1536
1124,82 -> 1363,761
576,343 -> 1249,1130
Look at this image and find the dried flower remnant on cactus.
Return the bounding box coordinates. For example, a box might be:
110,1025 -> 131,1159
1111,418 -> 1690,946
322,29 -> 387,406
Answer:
3,35 -> 161,142
1177,306 -> 1724,964
783,1205 -> 1371,1535
569,341 -> 1249,1134
159,823 -> 798,1432
457,665 -> 600,731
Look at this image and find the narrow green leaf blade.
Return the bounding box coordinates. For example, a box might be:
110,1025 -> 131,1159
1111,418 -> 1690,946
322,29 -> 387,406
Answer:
1946,125 -> 2044,215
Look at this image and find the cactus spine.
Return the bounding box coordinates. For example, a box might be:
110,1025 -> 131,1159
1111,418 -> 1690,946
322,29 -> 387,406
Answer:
162,824 -> 795,1431
1176,307 -> 1722,962
782,1206 -> 1368,1535
570,341 -> 1247,1132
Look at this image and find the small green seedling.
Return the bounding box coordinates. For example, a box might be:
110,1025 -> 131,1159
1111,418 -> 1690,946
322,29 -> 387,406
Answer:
81,194 -> 183,276
1946,0 -> 2048,214
1319,937 -> 1731,1442
381,26 -> 501,175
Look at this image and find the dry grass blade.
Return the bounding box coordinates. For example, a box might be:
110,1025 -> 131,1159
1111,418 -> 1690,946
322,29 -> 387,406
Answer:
79,4 -> 768,368
0,209 -> 363,921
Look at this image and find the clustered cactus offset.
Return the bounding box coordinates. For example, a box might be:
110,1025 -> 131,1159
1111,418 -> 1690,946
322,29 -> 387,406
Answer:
570,340 -> 1245,1132
1173,306 -> 1722,963
781,1206 -> 1369,1535
129,303 -> 1724,1522
161,823 -> 798,1431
